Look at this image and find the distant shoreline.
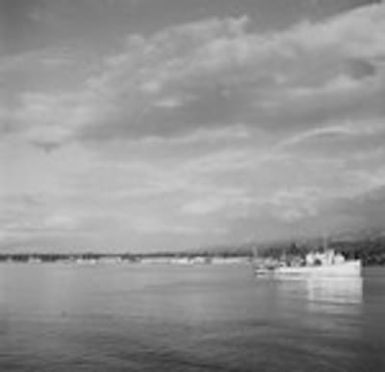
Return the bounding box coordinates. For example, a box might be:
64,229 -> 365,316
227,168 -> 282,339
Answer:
2,236 -> 385,266
0,253 -> 251,266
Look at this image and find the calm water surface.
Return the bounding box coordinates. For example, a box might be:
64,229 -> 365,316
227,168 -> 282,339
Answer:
0,264 -> 384,371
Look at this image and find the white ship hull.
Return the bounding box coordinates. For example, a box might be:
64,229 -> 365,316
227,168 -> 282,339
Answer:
255,260 -> 361,277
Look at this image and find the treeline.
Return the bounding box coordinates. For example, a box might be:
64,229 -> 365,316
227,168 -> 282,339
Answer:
332,239 -> 385,266
248,238 -> 385,266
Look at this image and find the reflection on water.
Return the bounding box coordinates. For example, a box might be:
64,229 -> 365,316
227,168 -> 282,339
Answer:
257,275 -> 363,315
0,264 -> 384,372
304,277 -> 363,335
306,277 -> 363,305
254,275 -> 364,337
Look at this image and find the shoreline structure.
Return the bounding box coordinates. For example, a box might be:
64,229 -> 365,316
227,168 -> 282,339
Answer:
0,253 -> 251,265
1,236 -> 385,266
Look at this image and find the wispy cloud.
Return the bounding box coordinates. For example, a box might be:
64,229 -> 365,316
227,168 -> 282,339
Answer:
2,1 -> 385,250
2,2 -> 384,147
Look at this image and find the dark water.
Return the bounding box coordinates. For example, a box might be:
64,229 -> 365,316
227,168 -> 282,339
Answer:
0,264 -> 384,372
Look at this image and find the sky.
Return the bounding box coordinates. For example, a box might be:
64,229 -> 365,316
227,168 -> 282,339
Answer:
1,0 -> 385,252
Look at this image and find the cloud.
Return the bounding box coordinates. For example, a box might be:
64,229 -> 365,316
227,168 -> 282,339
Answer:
0,47 -> 75,74
128,216 -> 204,235
275,120 -> 385,150
2,1 -> 385,250
3,91 -> 95,147
78,2 -> 384,139
0,193 -> 79,238
2,1 -> 384,149
180,188 -> 253,216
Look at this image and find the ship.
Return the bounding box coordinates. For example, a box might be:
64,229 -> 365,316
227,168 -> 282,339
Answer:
253,246 -> 361,277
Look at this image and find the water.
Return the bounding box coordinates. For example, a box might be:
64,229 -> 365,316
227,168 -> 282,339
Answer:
0,264 -> 384,372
